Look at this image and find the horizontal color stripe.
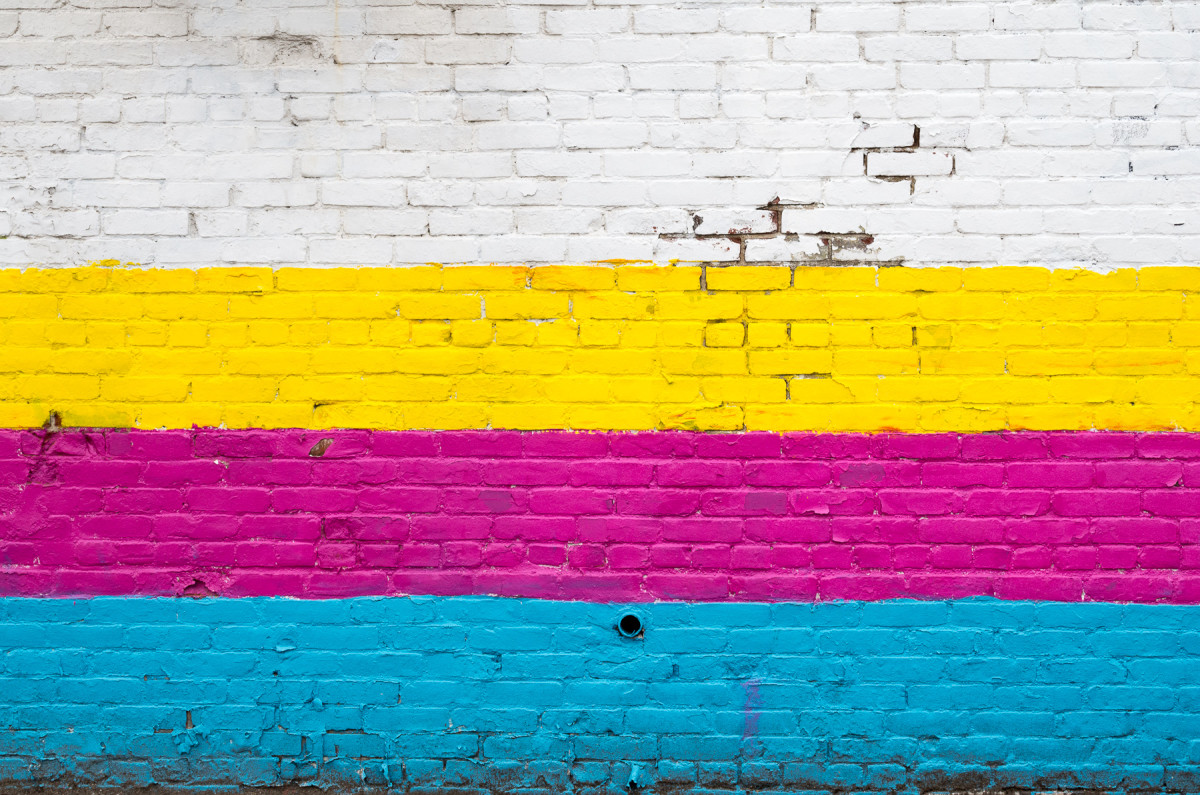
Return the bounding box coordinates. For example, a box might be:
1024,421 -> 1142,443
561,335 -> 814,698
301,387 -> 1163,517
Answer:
2,265 -> 1200,432
1,596 -> 1198,792
5,429 -> 1200,603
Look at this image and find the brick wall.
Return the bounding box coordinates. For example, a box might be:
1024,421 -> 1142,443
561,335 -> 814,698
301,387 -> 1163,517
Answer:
3,265 -> 1200,432
3,596 -> 1198,792
5,428 -> 1200,602
2,0 -> 1198,267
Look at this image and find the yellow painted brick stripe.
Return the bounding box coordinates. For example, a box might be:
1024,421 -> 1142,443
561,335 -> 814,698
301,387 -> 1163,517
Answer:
2,264 -> 1200,432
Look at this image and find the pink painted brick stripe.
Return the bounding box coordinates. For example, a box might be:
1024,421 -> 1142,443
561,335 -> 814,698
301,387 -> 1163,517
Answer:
4,429 -> 1200,602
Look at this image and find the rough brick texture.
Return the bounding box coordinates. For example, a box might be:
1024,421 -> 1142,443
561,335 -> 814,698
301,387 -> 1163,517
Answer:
2,596 -> 1200,793
4,265 -> 1200,432
2,0 -> 1200,267
5,428 -> 1200,603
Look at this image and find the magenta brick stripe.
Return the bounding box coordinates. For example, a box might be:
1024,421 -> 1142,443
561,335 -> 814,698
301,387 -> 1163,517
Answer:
3,429 -> 1200,603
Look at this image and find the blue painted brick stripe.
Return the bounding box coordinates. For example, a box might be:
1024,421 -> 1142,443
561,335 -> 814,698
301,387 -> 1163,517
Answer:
2,596 -> 1200,793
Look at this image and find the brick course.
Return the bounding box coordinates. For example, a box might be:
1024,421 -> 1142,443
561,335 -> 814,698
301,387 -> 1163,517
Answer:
4,428 -> 1200,602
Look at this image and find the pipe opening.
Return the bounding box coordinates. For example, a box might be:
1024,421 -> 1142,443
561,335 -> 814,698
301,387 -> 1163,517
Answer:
617,613 -> 643,639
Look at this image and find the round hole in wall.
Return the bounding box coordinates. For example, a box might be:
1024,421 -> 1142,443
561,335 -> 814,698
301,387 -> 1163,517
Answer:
617,613 -> 643,638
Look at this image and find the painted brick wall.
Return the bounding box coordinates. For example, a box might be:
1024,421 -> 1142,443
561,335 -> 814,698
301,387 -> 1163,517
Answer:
4,597 -> 1200,792
2,0 -> 1199,268
6,428 -> 1200,603
4,265 -> 1200,432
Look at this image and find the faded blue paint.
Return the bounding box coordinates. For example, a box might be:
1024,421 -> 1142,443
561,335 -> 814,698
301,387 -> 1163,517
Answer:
2,596 -> 1200,792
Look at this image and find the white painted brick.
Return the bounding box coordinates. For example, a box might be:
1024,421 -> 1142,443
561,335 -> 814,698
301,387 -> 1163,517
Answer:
561,180 -> 648,207
3,0 -> 1199,269
72,181 -> 161,208
653,237 -> 740,262
223,238 -> 309,264
103,209 -> 189,236
455,7 -> 540,34
342,152 -> 427,179
429,153 -> 512,179
192,10 -> 276,37
395,237 -> 481,264
862,208 -> 956,234
13,209 -> 99,238
864,36 -> 954,62
629,64 -> 717,91
517,207 -> 604,234
516,39 -> 598,64
1003,180 -> 1093,206
408,181 -> 476,207
780,150 -> 861,177
426,36 -> 510,65
722,8 -> 809,33
429,208 -> 514,236
478,235 -> 568,262
236,183 -> 320,208
867,151 -> 953,177
545,9 -> 629,35
812,64 -> 896,90
154,239 -> 227,264
993,3 -> 1082,30
634,8 -> 718,33
520,151 -> 604,176
310,237 -> 394,264
323,181 -> 408,207
851,123 -> 916,149
899,63 -> 983,90
342,209 -> 428,236
905,4 -> 991,32
1044,151 -> 1130,178
694,151 -> 778,178
648,179 -> 736,205
989,62 -> 1076,88
1084,4 -> 1171,31
743,235 -> 823,261
822,178 -> 915,205
693,209 -> 775,235
682,36 -> 768,61
1044,33 -> 1134,59
1132,151 -> 1200,176
563,121 -> 648,149
596,36 -> 681,64
1079,61 -> 1169,88
955,34 -> 1042,60
476,122 -> 561,150
194,210 -> 249,238
277,68 -> 364,94
162,183 -> 230,208
18,11 -> 99,37
773,35 -> 859,62
251,209 -> 340,237
815,6 -> 900,32
603,208 -> 692,236
477,180 -> 564,207
365,8 -> 452,34
566,235 -> 655,262
103,10 -> 187,36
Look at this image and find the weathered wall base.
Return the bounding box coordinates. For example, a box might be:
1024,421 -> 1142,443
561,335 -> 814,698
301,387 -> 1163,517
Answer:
2,597 -> 1199,793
